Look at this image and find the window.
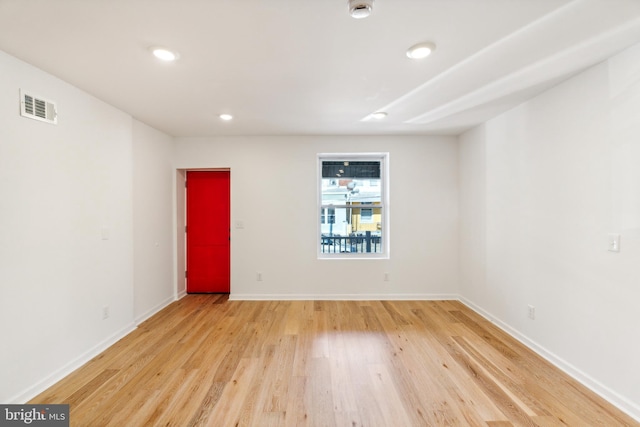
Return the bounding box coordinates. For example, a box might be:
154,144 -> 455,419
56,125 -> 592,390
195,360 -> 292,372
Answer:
360,208 -> 373,223
321,207 -> 335,224
318,153 -> 388,258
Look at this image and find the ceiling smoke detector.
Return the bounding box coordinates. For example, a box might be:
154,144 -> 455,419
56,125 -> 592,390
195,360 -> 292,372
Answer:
348,0 -> 374,19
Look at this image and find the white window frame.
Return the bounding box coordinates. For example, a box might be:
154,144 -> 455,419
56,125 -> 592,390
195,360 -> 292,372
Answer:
317,153 -> 389,259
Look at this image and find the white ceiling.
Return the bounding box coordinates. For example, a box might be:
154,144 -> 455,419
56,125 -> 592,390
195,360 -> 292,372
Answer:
1,0 -> 640,137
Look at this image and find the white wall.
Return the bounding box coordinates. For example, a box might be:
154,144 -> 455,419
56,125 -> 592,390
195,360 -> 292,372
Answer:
132,120 -> 175,323
459,42 -> 640,418
0,51 -> 176,403
0,51 -> 135,402
174,169 -> 187,297
174,135 -> 459,299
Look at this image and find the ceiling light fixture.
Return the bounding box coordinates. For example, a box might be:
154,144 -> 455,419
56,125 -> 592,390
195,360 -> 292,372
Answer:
406,42 -> 436,59
348,0 -> 374,19
151,47 -> 179,61
219,113 -> 233,121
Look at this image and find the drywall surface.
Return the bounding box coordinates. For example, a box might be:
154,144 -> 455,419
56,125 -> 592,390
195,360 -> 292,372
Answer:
0,51 -> 135,402
459,42 -> 640,418
132,120 -> 175,323
174,135 -> 459,299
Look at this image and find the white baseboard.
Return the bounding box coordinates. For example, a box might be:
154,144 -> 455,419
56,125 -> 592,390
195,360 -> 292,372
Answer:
458,296 -> 640,423
134,295 -> 177,325
9,322 -> 136,404
229,293 -> 459,301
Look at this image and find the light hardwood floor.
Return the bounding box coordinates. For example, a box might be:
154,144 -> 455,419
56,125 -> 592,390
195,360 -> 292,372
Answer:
30,295 -> 638,426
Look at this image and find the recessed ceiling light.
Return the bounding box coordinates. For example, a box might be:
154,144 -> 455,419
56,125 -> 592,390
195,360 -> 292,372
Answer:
151,47 -> 179,61
406,42 -> 436,59
219,114 -> 233,121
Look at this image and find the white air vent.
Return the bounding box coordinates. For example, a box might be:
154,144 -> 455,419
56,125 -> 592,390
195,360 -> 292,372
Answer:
20,89 -> 57,124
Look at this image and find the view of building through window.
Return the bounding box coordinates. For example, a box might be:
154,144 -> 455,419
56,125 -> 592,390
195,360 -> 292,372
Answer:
319,156 -> 386,256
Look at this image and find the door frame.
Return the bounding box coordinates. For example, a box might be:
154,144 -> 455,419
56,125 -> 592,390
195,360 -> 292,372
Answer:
174,168 -> 231,298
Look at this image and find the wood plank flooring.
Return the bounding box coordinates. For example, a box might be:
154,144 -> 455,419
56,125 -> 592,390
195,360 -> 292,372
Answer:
30,296 -> 638,426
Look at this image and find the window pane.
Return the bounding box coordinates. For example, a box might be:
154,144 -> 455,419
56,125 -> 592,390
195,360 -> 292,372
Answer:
321,161 -> 381,205
319,207 -> 382,254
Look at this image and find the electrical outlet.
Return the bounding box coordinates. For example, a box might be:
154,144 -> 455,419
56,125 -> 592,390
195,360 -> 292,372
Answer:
102,305 -> 110,320
528,305 -> 535,320
384,272 -> 390,282
257,272 -> 263,281
607,233 -> 620,252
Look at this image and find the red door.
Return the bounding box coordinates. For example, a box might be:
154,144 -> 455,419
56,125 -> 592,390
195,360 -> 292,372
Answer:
186,171 -> 230,293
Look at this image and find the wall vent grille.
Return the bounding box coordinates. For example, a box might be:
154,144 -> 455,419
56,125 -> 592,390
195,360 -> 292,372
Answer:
20,89 -> 57,124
